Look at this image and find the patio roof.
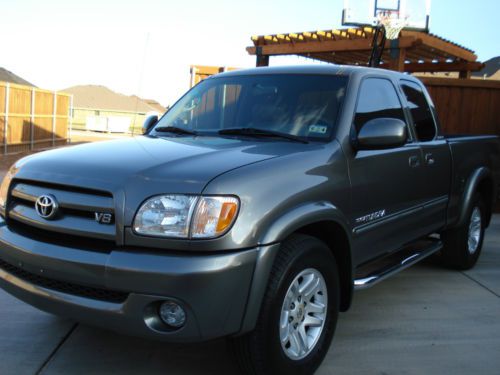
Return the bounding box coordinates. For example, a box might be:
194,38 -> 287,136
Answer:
247,27 -> 483,78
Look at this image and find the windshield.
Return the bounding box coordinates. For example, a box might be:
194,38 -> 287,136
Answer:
153,74 -> 348,141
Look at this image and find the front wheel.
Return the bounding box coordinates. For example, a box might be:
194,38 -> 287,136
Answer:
230,234 -> 339,375
441,194 -> 486,270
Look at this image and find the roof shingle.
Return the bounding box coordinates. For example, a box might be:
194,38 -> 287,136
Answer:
63,85 -> 165,113
0,67 -> 36,87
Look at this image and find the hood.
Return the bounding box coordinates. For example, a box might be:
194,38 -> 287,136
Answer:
14,135 -> 305,195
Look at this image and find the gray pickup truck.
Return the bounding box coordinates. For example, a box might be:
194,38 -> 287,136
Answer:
0,66 -> 499,374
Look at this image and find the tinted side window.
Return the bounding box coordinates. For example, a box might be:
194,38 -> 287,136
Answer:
354,78 -> 406,132
401,81 -> 436,141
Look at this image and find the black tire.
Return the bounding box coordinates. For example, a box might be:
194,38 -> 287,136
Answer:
230,234 -> 339,375
441,194 -> 486,270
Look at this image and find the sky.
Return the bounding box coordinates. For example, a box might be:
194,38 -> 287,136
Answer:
0,0 -> 498,107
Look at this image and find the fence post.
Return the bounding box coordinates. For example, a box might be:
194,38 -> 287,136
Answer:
30,87 -> 35,150
52,91 -> 57,147
69,95 -> 73,144
4,83 -> 9,155
190,66 -> 197,88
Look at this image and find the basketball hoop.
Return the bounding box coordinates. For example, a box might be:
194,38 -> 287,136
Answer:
342,0 -> 430,32
378,11 -> 408,40
342,0 -> 430,67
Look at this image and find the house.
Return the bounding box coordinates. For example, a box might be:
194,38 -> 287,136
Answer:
472,56 -> 500,80
63,85 -> 166,133
0,67 -> 36,87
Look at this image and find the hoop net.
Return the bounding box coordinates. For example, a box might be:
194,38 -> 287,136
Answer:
378,12 -> 408,40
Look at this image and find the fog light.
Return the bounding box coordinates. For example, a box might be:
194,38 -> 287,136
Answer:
159,301 -> 186,328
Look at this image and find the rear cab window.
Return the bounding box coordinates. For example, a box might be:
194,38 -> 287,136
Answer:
400,80 -> 437,141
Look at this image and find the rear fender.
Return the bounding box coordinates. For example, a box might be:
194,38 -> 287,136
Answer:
456,167 -> 493,227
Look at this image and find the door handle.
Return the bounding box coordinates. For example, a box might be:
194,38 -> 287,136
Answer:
425,153 -> 435,165
409,155 -> 420,168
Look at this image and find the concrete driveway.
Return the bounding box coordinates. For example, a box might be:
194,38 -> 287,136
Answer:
0,217 -> 499,375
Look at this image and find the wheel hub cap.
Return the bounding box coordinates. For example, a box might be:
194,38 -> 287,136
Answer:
467,206 -> 482,254
279,268 -> 328,361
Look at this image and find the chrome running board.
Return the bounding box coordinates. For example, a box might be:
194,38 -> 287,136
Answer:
354,239 -> 443,290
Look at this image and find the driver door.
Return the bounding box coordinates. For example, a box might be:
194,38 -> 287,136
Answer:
347,77 -> 425,264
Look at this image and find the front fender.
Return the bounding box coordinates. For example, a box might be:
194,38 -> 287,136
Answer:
259,201 -> 351,245
239,202 -> 352,334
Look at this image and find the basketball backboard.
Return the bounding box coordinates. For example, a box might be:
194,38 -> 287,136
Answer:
342,0 -> 431,31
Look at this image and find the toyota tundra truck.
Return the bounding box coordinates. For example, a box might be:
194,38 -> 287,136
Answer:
0,66 -> 499,374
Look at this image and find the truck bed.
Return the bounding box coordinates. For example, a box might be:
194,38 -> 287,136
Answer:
445,134 -> 500,221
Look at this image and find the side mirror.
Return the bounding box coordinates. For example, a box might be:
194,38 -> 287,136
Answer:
142,114 -> 159,134
354,118 -> 408,150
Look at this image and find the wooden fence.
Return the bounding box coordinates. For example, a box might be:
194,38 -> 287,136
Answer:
421,77 -> 500,212
0,82 -> 72,154
189,65 -> 239,88
420,77 -> 500,136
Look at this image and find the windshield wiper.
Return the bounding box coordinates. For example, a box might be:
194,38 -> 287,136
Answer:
218,128 -> 308,144
154,126 -> 198,135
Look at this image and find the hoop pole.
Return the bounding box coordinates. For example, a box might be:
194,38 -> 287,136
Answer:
368,26 -> 387,68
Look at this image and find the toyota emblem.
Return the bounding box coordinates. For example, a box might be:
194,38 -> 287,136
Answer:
35,194 -> 59,219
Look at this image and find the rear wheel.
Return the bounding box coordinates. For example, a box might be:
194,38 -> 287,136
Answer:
441,194 -> 486,270
230,234 -> 339,375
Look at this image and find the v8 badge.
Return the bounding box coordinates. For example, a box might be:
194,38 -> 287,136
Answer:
95,212 -> 114,224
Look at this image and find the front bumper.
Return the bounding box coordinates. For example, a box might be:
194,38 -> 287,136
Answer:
0,218 -> 262,342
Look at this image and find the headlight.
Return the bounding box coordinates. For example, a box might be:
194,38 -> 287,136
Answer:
133,195 -> 239,239
134,195 -> 198,238
1,158 -> 29,212
0,166 -> 15,211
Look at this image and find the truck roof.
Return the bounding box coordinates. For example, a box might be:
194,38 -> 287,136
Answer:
212,64 -> 418,82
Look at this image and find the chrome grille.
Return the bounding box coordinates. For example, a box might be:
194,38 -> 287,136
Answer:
8,180 -> 116,241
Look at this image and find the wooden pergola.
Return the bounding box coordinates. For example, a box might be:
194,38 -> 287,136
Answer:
247,27 -> 483,78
